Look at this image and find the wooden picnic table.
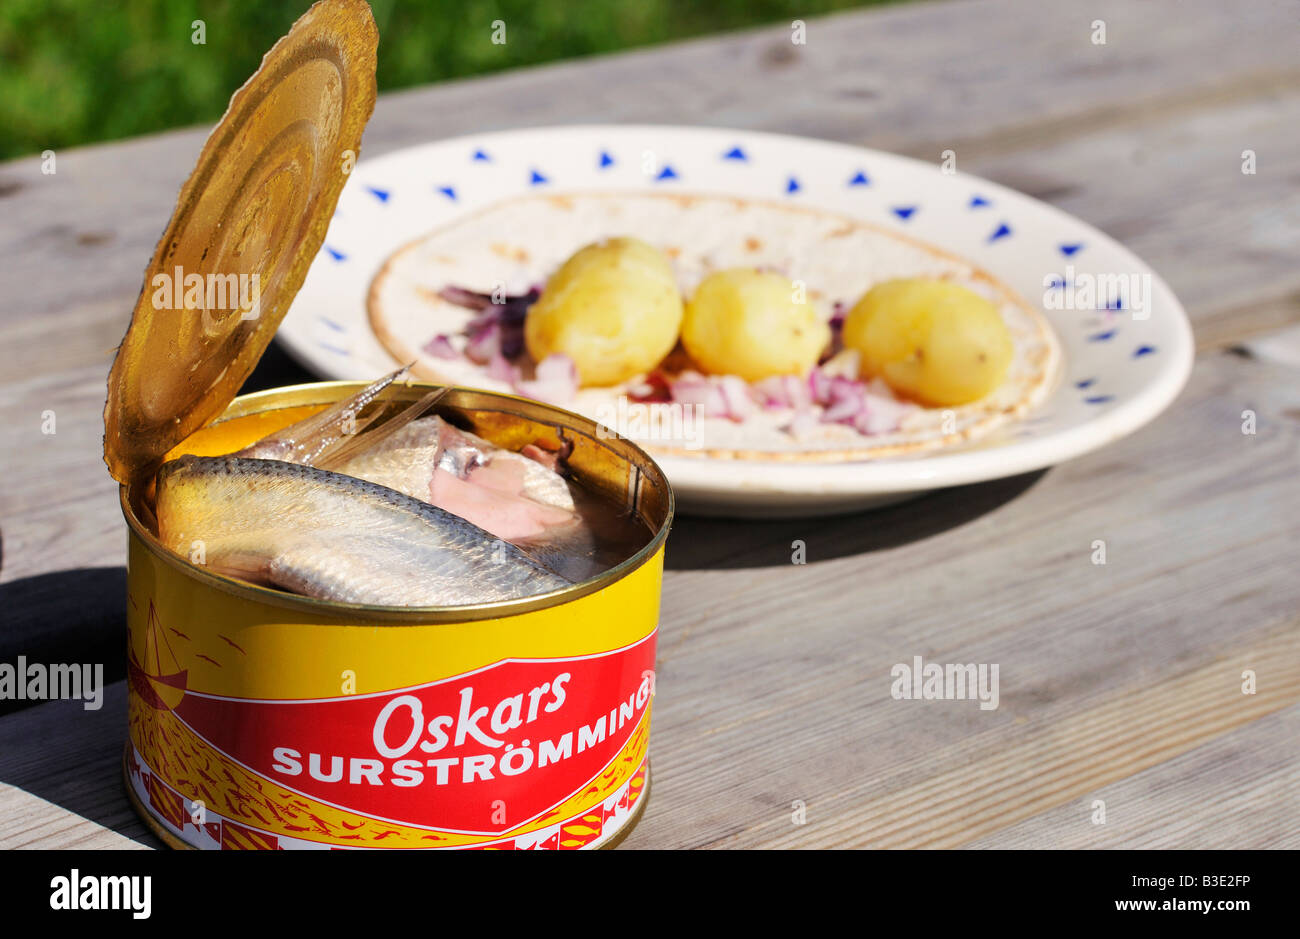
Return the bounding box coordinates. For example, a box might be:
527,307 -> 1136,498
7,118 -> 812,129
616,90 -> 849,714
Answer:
1,0 -> 1297,849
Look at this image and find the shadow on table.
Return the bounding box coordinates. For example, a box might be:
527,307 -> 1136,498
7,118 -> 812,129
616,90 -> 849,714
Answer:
0,566 -> 163,847
0,566 -> 128,717
664,469 -> 1049,570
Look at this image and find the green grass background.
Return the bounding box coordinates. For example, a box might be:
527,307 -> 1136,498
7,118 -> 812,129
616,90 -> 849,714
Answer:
0,0 -> 896,161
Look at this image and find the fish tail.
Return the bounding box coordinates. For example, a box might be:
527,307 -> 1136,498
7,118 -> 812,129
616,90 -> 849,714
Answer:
315,387 -> 450,471
235,365 -> 411,464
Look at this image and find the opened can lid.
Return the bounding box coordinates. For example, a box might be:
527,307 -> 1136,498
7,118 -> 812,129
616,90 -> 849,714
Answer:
103,0 -> 378,484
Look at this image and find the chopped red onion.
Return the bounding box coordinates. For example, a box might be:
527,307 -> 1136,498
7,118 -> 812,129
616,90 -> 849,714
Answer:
784,408 -> 820,437
670,365 -> 909,435
717,375 -> 755,422
856,396 -> 907,435
514,354 -> 578,405
782,374 -> 811,410
422,333 -> 459,360
752,374 -> 812,411
808,366 -> 833,404
821,380 -> 865,423
825,378 -> 912,435
487,351 -> 521,384
437,285 -> 498,311
431,284 -> 540,365
669,373 -> 728,418
751,377 -> 787,410
464,321 -> 500,365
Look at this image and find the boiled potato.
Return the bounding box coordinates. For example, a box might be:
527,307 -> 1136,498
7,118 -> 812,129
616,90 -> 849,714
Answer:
681,269 -> 831,381
524,237 -> 683,386
841,279 -> 1013,406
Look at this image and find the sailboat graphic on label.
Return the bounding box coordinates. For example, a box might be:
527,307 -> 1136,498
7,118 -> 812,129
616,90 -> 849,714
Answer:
127,599 -> 188,710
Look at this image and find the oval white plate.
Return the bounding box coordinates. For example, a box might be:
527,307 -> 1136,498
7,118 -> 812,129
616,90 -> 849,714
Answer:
280,125 -> 1193,517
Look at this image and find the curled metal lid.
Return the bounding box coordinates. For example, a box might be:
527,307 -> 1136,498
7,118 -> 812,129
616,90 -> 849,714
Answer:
104,0 -> 378,484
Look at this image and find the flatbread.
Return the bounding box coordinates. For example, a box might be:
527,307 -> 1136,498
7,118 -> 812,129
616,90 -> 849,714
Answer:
367,191 -> 1061,461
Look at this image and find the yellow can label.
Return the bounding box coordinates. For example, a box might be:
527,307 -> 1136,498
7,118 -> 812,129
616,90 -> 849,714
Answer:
125,534 -> 661,850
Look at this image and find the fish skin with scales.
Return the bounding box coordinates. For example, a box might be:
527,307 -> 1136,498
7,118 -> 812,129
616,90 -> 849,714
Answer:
155,455 -> 570,607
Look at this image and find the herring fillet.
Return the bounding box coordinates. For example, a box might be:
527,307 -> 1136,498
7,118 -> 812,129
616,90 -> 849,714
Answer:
338,416 -> 577,512
156,455 -> 570,606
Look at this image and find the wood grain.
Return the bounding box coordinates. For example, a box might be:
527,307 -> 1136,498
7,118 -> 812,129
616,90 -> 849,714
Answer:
0,0 -> 1296,849
966,704 -> 1300,849
758,622 -> 1299,848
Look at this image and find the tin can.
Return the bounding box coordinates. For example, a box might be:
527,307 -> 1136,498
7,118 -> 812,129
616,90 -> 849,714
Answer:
119,382 -> 672,849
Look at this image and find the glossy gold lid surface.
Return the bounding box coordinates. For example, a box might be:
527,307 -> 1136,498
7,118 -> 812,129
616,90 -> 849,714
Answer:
104,0 -> 378,484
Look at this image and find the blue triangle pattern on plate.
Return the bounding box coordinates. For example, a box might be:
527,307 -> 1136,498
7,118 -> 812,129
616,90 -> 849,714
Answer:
472,149 -> 491,162
599,150 -> 615,168
1084,395 -> 1114,405
723,146 -> 747,161
786,176 -> 801,194
1088,330 -> 1117,342
1075,378 -> 1096,389
1134,345 -> 1157,357
1060,243 -> 1084,257
970,195 -> 990,208
530,169 -> 549,185
987,222 -> 1012,243
366,186 -> 389,203
892,206 -> 917,221
848,170 -> 870,186
324,246 -> 346,262
656,165 -> 679,181
437,186 -> 457,201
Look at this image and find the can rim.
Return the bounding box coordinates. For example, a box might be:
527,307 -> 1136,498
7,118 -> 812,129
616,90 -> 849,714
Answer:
120,380 -> 674,624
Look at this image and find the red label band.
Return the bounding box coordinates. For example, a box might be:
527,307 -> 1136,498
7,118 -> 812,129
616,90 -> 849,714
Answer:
169,633 -> 657,834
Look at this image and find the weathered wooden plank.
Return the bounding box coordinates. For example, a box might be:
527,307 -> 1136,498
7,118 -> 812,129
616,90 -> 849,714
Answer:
740,623 -> 1299,848
965,703 -> 1300,849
